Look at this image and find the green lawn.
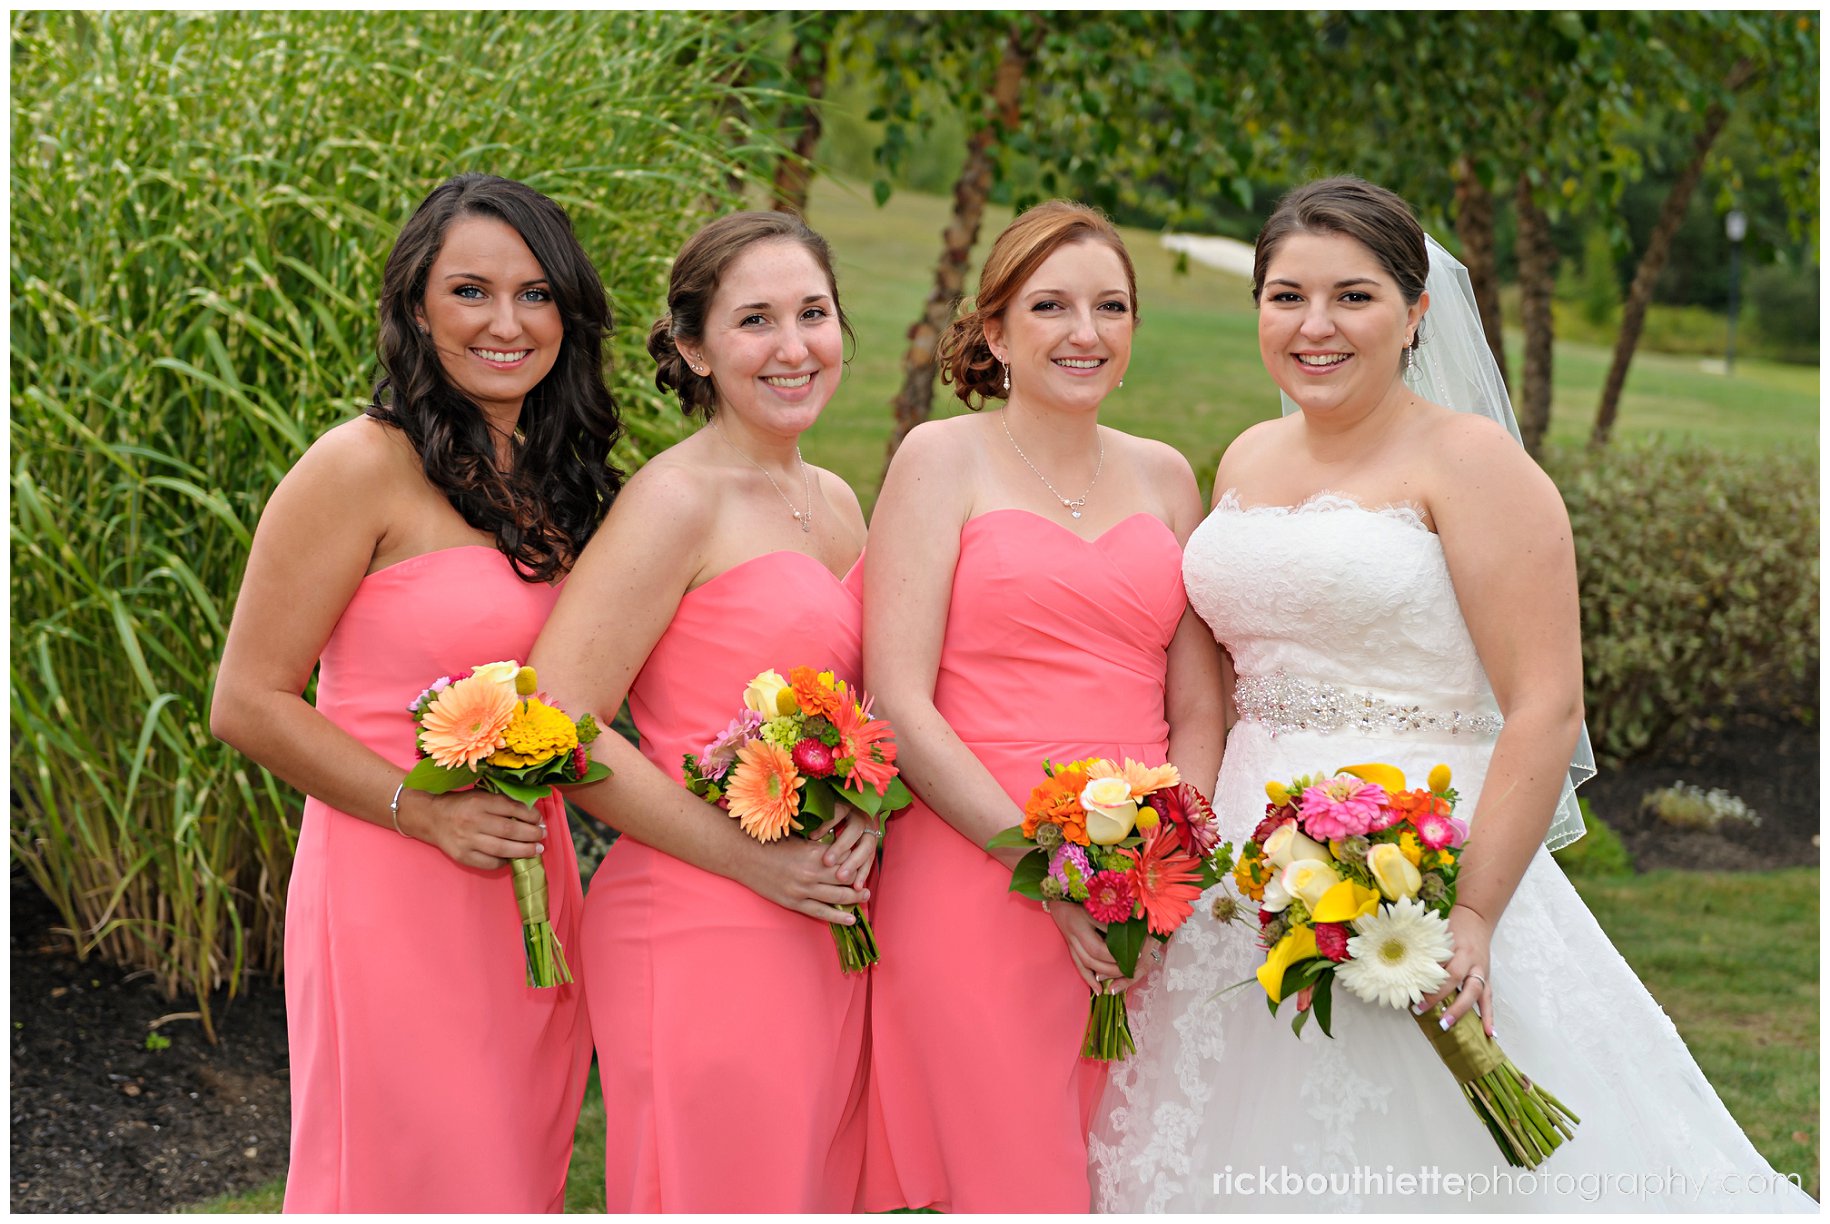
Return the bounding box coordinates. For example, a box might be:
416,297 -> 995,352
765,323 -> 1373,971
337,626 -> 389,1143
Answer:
800,176 -> 1819,510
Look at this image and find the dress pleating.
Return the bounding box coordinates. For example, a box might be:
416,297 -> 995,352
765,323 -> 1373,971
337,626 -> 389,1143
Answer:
582,550 -> 869,1212
861,510 -> 1187,1212
283,545 -> 591,1213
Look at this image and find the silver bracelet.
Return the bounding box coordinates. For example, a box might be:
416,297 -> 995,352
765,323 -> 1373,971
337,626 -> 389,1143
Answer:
389,781 -> 409,838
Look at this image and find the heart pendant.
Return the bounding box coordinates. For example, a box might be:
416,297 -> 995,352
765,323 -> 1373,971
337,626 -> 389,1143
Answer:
1071,510 -> 1083,519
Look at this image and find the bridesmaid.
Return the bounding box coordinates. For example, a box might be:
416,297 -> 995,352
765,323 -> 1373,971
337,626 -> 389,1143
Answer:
529,211 -> 877,1212
860,200 -> 1227,1211
211,174 -> 608,1211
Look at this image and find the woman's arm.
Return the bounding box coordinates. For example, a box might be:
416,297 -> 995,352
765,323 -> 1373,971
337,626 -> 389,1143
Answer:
1152,440 -> 1227,796
210,420 -> 545,870
1422,414 -> 1585,1032
527,460 -> 869,925
864,421 -> 1124,987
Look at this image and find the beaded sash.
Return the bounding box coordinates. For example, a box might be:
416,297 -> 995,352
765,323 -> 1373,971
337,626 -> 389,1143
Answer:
1234,671 -> 1503,739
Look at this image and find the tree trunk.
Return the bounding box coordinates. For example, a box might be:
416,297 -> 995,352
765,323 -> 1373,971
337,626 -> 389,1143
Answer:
1513,173 -> 1557,457
1590,60 -> 1755,447
1452,157 -> 1509,393
883,22 -> 1040,469
769,19 -> 832,214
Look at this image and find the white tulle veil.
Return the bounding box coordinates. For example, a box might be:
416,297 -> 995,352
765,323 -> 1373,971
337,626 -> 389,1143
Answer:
1279,235 -> 1595,849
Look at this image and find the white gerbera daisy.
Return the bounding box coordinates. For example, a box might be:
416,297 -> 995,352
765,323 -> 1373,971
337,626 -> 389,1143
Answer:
1335,897 -> 1454,1009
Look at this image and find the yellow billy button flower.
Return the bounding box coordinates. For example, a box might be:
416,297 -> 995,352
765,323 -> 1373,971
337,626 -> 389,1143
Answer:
1257,925 -> 1320,1003
1428,763 -> 1453,794
515,666 -> 539,697
1266,781 -> 1291,806
1311,878 -> 1382,923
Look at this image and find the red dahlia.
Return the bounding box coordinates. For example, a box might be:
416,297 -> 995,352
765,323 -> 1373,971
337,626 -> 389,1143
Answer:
791,737 -> 836,778
1252,810 -> 1294,846
1315,921 -> 1352,962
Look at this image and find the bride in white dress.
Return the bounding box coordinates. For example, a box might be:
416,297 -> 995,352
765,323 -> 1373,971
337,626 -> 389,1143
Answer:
1090,177 -> 1815,1213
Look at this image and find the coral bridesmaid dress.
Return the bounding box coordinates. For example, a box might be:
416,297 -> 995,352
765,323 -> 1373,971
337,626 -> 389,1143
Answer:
283,546 -> 592,1213
582,550 -> 869,1212
861,509 -> 1187,1213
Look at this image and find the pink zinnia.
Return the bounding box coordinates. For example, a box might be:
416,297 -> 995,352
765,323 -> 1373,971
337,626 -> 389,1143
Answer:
1251,809 -> 1293,846
1083,870 -> 1137,925
1315,921 -> 1352,962
1299,777 -> 1390,840
1415,810 -> 1469,851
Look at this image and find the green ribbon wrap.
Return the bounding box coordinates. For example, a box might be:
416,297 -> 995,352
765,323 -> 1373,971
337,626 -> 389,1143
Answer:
1415,990 -> 1579,1169
511,856 -> 572,989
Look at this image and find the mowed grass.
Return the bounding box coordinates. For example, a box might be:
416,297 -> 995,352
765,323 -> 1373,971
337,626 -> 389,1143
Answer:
190,868 -> 1820,1211
798,175 -> 1819,510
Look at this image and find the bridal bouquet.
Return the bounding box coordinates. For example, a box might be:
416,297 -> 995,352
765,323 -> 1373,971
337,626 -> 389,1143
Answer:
682,666 -> 912,973
1235,761 -> 1578,1168
404,660 -> 610,988
989,759 -> 1231,1061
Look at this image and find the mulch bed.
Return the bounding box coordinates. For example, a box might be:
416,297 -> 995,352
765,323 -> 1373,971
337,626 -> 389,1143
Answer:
9,706 -> 1818,1212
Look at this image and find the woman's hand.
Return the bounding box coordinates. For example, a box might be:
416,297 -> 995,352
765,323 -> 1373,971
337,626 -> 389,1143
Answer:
1050,902 -> 1128,993
398,788 -> 546,871
1421,901 -> 1496,1037
735,832 -> 871,925
816,803 -> 882,890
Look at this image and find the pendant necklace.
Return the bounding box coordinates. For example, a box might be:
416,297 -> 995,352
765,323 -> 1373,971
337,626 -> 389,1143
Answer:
1001,409 -> 1103,520
713,417 -> 814,533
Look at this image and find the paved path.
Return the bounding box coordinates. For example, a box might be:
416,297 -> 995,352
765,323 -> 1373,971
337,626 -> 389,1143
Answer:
1161,231 -> 1255,279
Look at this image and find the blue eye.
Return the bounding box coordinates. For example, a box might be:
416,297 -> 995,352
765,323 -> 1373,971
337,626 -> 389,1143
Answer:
522,288 -> 553,304
454,285 -> 485,299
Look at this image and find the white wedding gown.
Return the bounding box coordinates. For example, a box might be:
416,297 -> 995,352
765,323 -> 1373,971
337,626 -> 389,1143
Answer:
1090,493 -> 1815,1213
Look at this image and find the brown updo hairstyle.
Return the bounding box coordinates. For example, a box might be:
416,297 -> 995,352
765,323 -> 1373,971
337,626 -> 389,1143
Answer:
646,210 -> 852,420
938,200 -> 1139,410
1251,176 -> 1430,351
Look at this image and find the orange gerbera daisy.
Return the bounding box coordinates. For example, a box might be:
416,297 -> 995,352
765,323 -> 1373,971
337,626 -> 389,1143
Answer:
724,739 -> 803,842
1124,825 -> 1204,935
419,672 -> 516,770
832,696 -> 899,796
789,666 -> 848,722
1088,758 -> 1182,801
1023,766 -> 1090,846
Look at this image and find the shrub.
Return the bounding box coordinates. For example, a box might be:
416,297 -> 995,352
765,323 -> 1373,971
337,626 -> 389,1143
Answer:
1547,441 -> 1819,767
1552,799 -> 1635,878
1640,782 -> 1760,832
10,10 -> 769,1036
1745,262 -> 1820,364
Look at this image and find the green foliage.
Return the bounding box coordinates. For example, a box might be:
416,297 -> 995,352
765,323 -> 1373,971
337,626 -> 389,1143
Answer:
1571,226 -> 1621,328
11,10 -> 764,1032
1551,799 -> 1634,879
1547,441 -> 1819,765
1746,262 -> 1821,363
144,1031 -> 173,1052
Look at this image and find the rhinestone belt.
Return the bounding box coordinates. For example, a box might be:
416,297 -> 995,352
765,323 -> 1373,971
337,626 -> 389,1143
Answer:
1234,672 -> 1504,739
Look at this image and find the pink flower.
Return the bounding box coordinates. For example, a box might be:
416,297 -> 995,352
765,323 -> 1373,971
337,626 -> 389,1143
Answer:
1083,870 -> 1137,925
791,738 -> 836,778
1299,777 -> 1391,840
698,710 -> 764,781
1315,921 -> 1352,962
1414,810 -> 1469,851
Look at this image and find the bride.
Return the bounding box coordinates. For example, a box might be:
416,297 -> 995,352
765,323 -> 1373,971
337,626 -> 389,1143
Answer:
1090,177 -> 1814,1212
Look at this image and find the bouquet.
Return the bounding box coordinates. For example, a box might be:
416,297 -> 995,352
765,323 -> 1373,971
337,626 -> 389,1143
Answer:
682,666 -> 913,973
403,660 -> 610,988
988,759 -> 1231,1061
1233,761 -> 1578,1168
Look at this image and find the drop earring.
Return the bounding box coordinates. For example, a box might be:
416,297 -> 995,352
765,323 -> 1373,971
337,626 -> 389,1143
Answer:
1003,362 -> 1011,393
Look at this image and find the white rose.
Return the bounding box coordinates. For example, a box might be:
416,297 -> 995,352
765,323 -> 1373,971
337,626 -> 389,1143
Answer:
1260,871 -> 1294,913
1081,776 -> 1140,845
469,660 -> 521,694
1263,821 -> 1332,869
1280,858 -> 1343,911
741,669 -> 799,718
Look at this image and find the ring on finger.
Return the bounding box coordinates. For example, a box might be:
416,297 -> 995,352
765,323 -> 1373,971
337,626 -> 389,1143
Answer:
1464,971 -> 1489,990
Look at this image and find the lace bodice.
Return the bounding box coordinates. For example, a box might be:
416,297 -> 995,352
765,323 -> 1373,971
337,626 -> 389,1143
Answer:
1184,490 -> 1497,712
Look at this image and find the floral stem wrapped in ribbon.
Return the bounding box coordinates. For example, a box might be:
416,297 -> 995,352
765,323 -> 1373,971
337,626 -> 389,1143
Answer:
404,660 -> 610,988
682,666 -> 913,973
988,759 -> 1231,1062
1230,762 -> 1578,1168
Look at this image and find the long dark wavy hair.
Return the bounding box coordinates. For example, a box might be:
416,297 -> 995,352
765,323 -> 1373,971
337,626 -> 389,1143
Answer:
366,173 -> 622,582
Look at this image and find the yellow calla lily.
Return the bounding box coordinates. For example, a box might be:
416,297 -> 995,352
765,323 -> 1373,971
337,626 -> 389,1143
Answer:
1428,763 -> 1453,794
1256,926 -> 1319,1003
1339,762 -> 1407,793
1311,878 -> 1382,923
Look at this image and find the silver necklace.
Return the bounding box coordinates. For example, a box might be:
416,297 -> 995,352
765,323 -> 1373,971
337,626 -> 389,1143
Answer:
1000,410 -> 1103,519
713,418 -> 814,533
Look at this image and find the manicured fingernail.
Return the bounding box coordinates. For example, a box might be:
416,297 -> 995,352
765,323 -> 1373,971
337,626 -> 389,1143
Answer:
1438,1014 -> 1453,1031
536,843 -> 546,855
1410,1002 -> 1426,1015
861,888 -> 871,900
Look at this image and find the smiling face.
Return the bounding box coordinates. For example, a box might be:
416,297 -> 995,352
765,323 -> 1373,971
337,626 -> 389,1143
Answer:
1257,229 -> 1425,416
680,238 -> 842,437
984,239 -> 1133,413
415,214 -> 563,421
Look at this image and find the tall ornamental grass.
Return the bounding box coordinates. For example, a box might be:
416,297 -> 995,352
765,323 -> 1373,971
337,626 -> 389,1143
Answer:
11,10 -> 775,1037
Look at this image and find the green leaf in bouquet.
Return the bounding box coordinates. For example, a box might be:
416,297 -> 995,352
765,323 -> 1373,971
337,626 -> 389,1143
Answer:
845,782 -> 884,819
799,776 -> 836,835
488,776 -> 552,808
985,825 -> 1035,851
1008,847 -> 1049,899
879,775 -> 913,812
570,760 -> 611,786
1105,916 -> 1145,979
1291,1006 -> 1310,1037
403,756 -> 476,794
1273,956 -> 1323,1008
1310,969 -> 1334,1037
